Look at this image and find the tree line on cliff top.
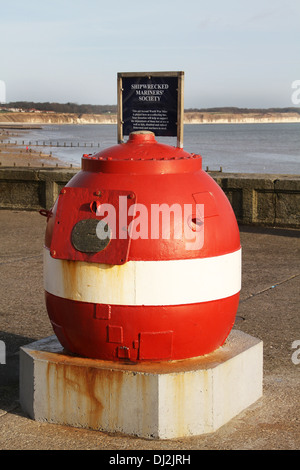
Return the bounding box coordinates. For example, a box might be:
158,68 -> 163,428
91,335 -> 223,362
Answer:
1,102 -> 300,115
1,102 -> 116,114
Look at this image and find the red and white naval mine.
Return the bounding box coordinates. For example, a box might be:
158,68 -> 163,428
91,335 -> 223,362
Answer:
42,131 -> 241,362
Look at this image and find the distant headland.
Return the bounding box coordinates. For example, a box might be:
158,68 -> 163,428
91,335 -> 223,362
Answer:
1,103 -> 300,125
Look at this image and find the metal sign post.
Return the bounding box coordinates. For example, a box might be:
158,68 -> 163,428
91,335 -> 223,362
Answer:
117,71 -> 184,148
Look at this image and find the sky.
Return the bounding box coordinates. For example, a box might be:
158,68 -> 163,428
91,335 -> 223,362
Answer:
0,0 -> 299,108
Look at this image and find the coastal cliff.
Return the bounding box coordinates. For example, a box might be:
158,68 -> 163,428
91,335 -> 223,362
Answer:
0,112 -> 116,125
184,111 -> 300,124
1,111 -> 300,125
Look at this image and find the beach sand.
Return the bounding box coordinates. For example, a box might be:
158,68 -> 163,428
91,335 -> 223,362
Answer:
0,128 -> 73,168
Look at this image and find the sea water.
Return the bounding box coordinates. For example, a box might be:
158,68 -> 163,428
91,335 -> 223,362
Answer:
12,122 -> 300,174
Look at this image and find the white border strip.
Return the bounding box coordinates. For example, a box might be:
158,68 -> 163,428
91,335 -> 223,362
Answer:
44,247 -> 241,306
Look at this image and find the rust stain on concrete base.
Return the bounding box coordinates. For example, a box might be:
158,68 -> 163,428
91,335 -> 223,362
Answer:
20,330 -> 263,439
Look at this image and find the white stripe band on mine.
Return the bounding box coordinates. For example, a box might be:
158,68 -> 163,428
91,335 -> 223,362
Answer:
44,247 -> 241,306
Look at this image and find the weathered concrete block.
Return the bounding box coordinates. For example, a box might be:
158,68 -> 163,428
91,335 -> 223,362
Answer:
274,178 -> 300,227
20,330 -> 263,439
0,167 -> 77,210
0,179 -> 44,209
255,190 -> 276,224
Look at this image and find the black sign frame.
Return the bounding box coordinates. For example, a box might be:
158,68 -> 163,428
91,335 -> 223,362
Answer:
117,71 -> 184,148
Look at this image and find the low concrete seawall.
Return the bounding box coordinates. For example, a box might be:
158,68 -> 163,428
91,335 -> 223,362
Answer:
0,167 -> 299,228
0,167 -> 77,214
210,172 -> 300,228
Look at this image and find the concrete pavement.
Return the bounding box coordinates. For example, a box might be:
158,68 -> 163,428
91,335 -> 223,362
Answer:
0,209 -> 299,450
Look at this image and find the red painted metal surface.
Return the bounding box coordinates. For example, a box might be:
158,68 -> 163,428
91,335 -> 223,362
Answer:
45,292 -> 240,362
50,187 -> 136,264
42,131 -> 241,362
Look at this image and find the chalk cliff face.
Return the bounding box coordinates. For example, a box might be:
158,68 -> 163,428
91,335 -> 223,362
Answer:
0,111 -> 300,125
184,111 -> 300,124
0,112 -> 116,124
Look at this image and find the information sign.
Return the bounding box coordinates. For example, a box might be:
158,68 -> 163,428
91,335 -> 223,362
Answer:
117,72 -> 184,147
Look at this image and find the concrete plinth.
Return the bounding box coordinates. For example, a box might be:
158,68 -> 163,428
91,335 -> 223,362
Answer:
19,330 -> 263,439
